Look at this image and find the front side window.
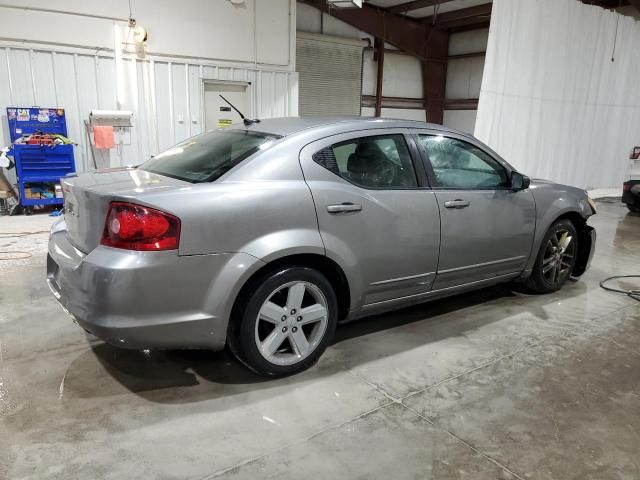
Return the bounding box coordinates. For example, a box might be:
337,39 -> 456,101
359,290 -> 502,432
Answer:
313,134 -> 418,189
140,130 -> 280,183
419,135 -> 509,189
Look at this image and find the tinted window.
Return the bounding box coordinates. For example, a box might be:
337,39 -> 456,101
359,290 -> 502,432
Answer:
313,134 -> 417,189
419,135 -> 509,189
140,130 -> 280,183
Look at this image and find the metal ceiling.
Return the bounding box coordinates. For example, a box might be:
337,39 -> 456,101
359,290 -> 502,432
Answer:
366,0 -> 491,19
362,0 -> 635,23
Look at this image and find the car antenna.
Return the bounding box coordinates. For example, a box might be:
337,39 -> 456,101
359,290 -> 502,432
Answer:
219,95 -> 261,127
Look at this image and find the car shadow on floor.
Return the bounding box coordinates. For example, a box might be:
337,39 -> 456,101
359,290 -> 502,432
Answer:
65,279 -> 588,405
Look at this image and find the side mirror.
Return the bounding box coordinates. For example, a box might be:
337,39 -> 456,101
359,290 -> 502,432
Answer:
511,172 -> 530,190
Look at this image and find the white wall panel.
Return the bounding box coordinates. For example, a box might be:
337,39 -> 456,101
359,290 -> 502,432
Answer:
0,46 -> 298,173
96,57 -> 117,110
381,53 -> 423,99
0,7 -> 113,51
361,51 -> 376,97
8,49 -> 34,106
187,65 -> 203,137
449,29 -> 489,55
321,14 -> 364,39
446,57 -> 485,99
52,53 -> 84,168
256,0 -> 291,66
135,61 -> 154,162
443,110 -> 477,134
0,50 -> 14,146
364,51 -> 424,99
0,0 -> 296,67
296,2 -> 322,32
171,63 -> 189,145
31,51 -> 57,106
153,62 -> 173,152
361,107 -> 426,121
74,55 -> 100,171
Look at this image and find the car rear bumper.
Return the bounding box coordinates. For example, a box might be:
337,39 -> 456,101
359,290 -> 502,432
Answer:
47,220 -> 263,350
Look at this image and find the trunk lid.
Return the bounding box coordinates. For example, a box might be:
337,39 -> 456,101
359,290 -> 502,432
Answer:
61,167 -> 187,253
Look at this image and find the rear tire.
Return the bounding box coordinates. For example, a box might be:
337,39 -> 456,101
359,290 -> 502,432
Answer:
228,266 -> 338,377
525,219 -> 578,294
627,204 -> 640,213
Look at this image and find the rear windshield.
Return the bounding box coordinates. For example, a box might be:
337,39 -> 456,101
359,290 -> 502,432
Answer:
139,130 -> 280,183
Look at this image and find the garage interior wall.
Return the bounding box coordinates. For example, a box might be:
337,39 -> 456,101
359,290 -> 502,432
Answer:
475,0 -> 640,189
0,0 -> 298,174
296,33 -> 365,116
444,28 -> 488,133
296,2 -> 488,132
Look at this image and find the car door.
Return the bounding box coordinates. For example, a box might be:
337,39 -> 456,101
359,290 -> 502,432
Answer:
414,131 -> 536,290
299,129 -> 440,309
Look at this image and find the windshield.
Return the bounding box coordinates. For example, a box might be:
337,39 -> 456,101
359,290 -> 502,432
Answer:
139,130 -> 280,183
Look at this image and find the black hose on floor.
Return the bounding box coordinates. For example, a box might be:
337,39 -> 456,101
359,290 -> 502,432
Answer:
600,275 -> 640,301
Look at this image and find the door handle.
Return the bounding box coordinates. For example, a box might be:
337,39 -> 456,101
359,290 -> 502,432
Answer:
327,202 -> 362,214
444,199 -> 470,209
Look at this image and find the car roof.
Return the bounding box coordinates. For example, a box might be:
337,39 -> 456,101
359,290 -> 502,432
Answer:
234,116 -> 471,138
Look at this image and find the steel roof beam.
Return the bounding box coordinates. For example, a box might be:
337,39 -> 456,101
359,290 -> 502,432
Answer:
420,3 -> 492,29
299,0 -> 448,62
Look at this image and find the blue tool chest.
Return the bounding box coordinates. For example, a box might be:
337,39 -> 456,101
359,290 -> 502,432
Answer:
6,107 -> 76,208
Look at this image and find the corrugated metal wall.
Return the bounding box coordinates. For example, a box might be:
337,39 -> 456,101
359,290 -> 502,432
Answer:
0,45 -> 298,174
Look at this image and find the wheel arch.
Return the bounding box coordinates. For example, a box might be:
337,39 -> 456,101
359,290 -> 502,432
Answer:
554,210 -> 588,230
524,207 -> 591,275
552,211 -> 594,278
527,209 -> 593,278
228,253 -> 352,338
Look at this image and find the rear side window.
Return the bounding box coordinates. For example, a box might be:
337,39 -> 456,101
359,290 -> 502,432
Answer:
313,134 -> 418,189
140,130 -> 280,183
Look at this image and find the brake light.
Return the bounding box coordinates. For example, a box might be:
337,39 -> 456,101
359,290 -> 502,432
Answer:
623,182 -> 631,192
101,202 -> 180,251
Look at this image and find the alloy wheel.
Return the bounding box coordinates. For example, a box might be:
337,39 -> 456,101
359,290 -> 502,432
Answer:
542,229 -> 575,284
254,281 -> 329,366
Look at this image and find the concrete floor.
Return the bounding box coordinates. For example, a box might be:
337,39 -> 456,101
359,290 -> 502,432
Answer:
1,202 -> 640,479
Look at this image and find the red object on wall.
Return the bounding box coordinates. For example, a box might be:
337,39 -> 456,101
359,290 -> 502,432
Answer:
93,126 -> 115,149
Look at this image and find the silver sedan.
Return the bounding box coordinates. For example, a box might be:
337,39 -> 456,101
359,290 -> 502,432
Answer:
47,117 -> 596,376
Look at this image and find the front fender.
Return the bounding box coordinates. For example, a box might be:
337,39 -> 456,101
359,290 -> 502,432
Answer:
524,183 -> 593,273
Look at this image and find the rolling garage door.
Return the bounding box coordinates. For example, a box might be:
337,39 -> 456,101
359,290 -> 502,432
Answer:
296,32 -> 366,116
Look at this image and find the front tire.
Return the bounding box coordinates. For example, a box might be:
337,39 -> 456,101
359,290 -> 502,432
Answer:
229,267 -> 338,377
525,219 -> 578,294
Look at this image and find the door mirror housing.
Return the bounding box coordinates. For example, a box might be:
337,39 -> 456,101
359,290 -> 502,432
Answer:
511,172 -> 530,190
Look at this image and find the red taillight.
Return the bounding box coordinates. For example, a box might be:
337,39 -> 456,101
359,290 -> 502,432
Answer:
623,182 -> 631,192
101,202 -> 180,251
